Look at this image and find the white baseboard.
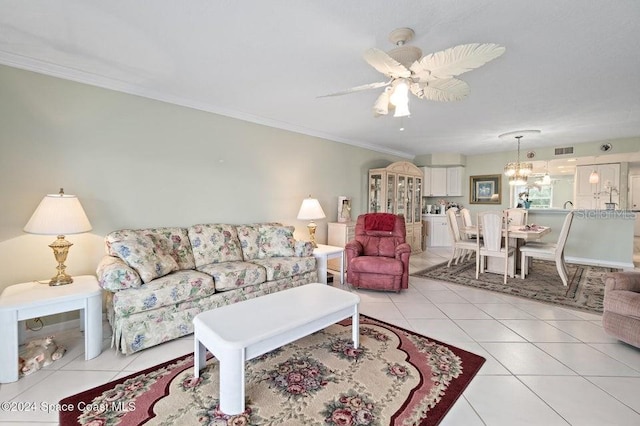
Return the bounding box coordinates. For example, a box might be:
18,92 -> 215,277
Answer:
19,312 -> 107,345
564,256 -> 635,271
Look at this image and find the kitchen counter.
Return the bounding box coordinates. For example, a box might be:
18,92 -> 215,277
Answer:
528,209 -> 636,269
527,208 -> 636,217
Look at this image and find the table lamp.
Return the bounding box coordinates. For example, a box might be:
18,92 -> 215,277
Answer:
23,188 -> 92,286
297,196 -> 325,248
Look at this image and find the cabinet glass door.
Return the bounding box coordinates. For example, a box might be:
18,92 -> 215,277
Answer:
386,174 -> 395,213
407,177 -> 414,224
414,177 -> 422,222
396,175 -> 406,217
369,172 -> 383,212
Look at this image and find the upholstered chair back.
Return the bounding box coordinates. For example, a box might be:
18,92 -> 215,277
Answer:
354,213 -> 407,258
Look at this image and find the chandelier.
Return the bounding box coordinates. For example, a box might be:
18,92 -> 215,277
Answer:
500,130 -> 540,186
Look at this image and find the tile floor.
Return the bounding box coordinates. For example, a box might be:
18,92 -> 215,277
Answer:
1,247 -> 640,425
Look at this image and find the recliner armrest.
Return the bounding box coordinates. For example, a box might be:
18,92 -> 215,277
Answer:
605,272 -> 640,294
394,243 -> 412,258
345,240 -> 364,262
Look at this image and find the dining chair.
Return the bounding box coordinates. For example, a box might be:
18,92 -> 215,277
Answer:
505,208 -> 528,226
459,208 -> 476,240
476,211 -> 515,284
519,211 -> 574,286
446,208 -> 477,267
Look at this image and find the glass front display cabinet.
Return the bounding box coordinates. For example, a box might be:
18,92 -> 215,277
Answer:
368,161 -> 423,252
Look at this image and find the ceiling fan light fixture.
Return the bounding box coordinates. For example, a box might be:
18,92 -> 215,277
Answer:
319,28 -> 504,121
393,102 -> 411,118
373,89 -> 391,116
390,80 -> 410,117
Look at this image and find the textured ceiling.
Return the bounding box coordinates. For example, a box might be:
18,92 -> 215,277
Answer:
1,0 -> 639,158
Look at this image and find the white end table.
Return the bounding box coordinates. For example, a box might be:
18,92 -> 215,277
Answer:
0,275 -> 103,383
313,244 -> 345,284
194,283 -> 359,415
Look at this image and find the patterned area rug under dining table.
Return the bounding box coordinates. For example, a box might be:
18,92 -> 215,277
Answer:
412,258 -> 615,313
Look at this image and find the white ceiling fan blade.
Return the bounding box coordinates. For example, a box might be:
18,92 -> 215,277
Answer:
410,43 -> 505,82
317,80 -> 390,98
364,48 -> 411,79
410,78 -> 470,102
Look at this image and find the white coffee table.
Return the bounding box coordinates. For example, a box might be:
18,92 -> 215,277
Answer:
313,244 -> 345,284
193,283 -> 360,415
0,275 -> 103,383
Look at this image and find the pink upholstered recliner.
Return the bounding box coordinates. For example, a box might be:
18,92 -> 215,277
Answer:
345,213 -> 411,292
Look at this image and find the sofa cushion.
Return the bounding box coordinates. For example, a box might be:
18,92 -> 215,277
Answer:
258,225 -> 296,258
188,224 -> 244,267
236,222 -> 281,261
251,257 -> 317,281
112,270 -> 215,317
197,261 -> 267,291
110,236 -> 179,284
106,227 -> 195,270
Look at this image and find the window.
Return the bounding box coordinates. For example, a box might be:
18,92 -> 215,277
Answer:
514,184 -> 553,209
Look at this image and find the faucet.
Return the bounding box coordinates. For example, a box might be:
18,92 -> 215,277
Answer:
563,201 -> 574,209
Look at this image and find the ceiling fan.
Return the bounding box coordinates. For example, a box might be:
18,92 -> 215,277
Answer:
319,28 -> 506,118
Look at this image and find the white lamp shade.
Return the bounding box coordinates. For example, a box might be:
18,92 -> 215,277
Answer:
24,193 -> 92,235
297,197 -> 326,220
589,170 -> 599,184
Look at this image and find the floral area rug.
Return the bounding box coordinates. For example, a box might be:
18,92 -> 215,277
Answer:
59,315 -> 484,426
413,258 -> 615,313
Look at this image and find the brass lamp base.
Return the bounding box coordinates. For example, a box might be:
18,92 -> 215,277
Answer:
307,221 -> 318,248
47,235 -> 74,286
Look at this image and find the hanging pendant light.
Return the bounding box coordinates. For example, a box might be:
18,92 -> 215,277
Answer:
589,169 -> 599,184
500,130 -> 539,186
542,161 -> 551,185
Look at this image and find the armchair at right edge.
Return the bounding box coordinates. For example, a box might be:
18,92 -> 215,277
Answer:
603,272 -> 640,348
345,213 -> 411,292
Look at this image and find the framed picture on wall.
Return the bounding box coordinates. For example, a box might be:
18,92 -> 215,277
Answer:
470,174 -> 501,204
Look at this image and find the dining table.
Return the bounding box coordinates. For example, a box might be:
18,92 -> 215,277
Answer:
461,224 -> 552,276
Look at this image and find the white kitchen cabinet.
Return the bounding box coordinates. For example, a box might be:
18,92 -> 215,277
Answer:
430,168 -> 447,196
446,166 -> 464,196
424,215 -> 452,247
421,166 -> 464,197
574,163 -> 620,209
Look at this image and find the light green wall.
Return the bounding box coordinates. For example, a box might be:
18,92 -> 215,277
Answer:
550,174 -> 574,208
0,65 -> 403,291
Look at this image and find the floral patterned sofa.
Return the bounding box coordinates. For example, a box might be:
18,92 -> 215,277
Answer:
96,223 -> 317,354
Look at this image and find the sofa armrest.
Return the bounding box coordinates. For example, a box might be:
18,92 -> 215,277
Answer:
96,255 -> 143,292
605,272 -> 640,294
294,240 -> 314,257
